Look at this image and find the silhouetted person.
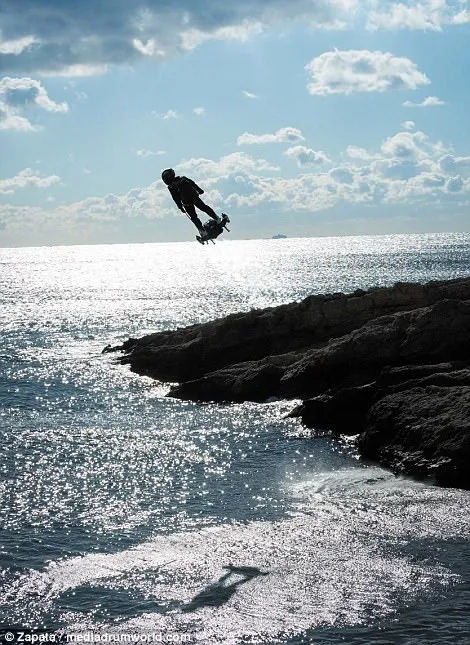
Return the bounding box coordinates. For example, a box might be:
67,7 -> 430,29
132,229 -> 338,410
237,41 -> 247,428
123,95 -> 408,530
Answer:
181,565 -> 268,613
161,168 -> 221,234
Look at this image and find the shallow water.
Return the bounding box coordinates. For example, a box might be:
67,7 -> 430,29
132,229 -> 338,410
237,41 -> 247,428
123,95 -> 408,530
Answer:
1,233 -> 470,643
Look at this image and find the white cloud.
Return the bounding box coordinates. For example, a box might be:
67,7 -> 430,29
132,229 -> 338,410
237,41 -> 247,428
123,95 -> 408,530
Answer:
0,76 -> 69,131
226,125 -> 470,213
403,95 -> 446,107
152,109 -> 179,120
367,1 -> 444,31
237,127 -> 304,145
177,151 -> 280,178
180,21 -> 264,51
0,168 -> 60,194
160,109 -> 179,120
446,175 -> 464,192
40,64 -> 108,78
450,8 -> 470,24
193,106 -> 205,116
346,145 -> 377,160
242,90 -> 259,99
0,35 -> 38,55
305,49 -> 430,95
328,167 -> 354,184
132,38 -> 165,57
439,154 -> 470,174
367,0 -> 470,31
380,131 -> 430,159
0,76 -> 69,112
226,172 -> 344,212
0,111 -> 38,132
284,145 -> 331,166
136,149 -> 166,157
66,182 -> 176,223
401,120 -> 416,130
74,91 -> 88,102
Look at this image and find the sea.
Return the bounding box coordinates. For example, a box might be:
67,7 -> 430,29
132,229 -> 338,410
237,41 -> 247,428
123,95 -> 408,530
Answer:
1,232 -> 470,645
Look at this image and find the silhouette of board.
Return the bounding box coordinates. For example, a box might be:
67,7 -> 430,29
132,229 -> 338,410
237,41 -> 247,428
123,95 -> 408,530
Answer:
222,564 -> 269,576
196,213 -> 230,245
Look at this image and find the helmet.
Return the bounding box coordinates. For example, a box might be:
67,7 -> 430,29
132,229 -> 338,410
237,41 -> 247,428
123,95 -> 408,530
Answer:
161,168 -> 176,185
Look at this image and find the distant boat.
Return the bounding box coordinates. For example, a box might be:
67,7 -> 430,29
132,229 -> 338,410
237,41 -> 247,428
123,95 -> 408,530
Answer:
272,234 -> 287,239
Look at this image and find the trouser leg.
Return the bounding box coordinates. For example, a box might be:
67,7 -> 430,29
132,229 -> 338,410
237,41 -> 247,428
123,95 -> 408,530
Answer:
183,203 -> 203,230
193,197 -> 219,220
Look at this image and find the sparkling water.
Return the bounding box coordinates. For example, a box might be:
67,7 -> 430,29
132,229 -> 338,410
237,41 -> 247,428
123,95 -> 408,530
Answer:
1,233 -> 470,644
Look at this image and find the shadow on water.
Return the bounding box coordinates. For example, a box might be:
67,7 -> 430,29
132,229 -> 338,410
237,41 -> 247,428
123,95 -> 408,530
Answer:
181,565 -> 269,613
51,565 -> 269,625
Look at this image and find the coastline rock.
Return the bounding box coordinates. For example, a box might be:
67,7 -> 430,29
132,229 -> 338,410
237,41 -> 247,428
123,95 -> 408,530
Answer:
289,363 -> 470,487
291,362 -> 469,433
108,278 -> 470,383
171,298 -> 470,401
106,277 -> 470,488
359,385 -> 470,489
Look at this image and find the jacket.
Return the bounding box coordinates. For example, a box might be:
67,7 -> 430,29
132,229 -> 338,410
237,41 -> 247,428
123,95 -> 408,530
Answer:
168,176 -> 204,209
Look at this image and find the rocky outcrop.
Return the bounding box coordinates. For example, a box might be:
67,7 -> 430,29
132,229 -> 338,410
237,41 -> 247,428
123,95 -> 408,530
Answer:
170,297 -> 470,402
105,277 -> 470,488
359,384 -> 470,489
292,363 -> 470,488
107,278 -> 470,382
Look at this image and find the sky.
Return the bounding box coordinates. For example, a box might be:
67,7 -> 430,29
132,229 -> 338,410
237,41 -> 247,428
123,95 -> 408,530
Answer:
1,0 -> 469,246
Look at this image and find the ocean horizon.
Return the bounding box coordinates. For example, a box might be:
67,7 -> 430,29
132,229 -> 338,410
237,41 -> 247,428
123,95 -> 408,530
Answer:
2,229 -> 470,250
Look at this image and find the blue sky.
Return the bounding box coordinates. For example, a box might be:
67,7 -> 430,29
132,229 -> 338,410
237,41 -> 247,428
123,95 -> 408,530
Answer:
1,0 -> 469,246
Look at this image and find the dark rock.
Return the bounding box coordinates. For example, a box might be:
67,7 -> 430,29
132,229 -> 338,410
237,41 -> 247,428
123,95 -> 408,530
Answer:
288,364 -> 470,485
358,386 -> 470,489
112,277 -> 470,383
170,298 -> 470,402
288,384 -> 378,435
279,298 -> 470,398
170,361 -> 287,403
376,361 -> 466,386
103,338 -> 138,354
